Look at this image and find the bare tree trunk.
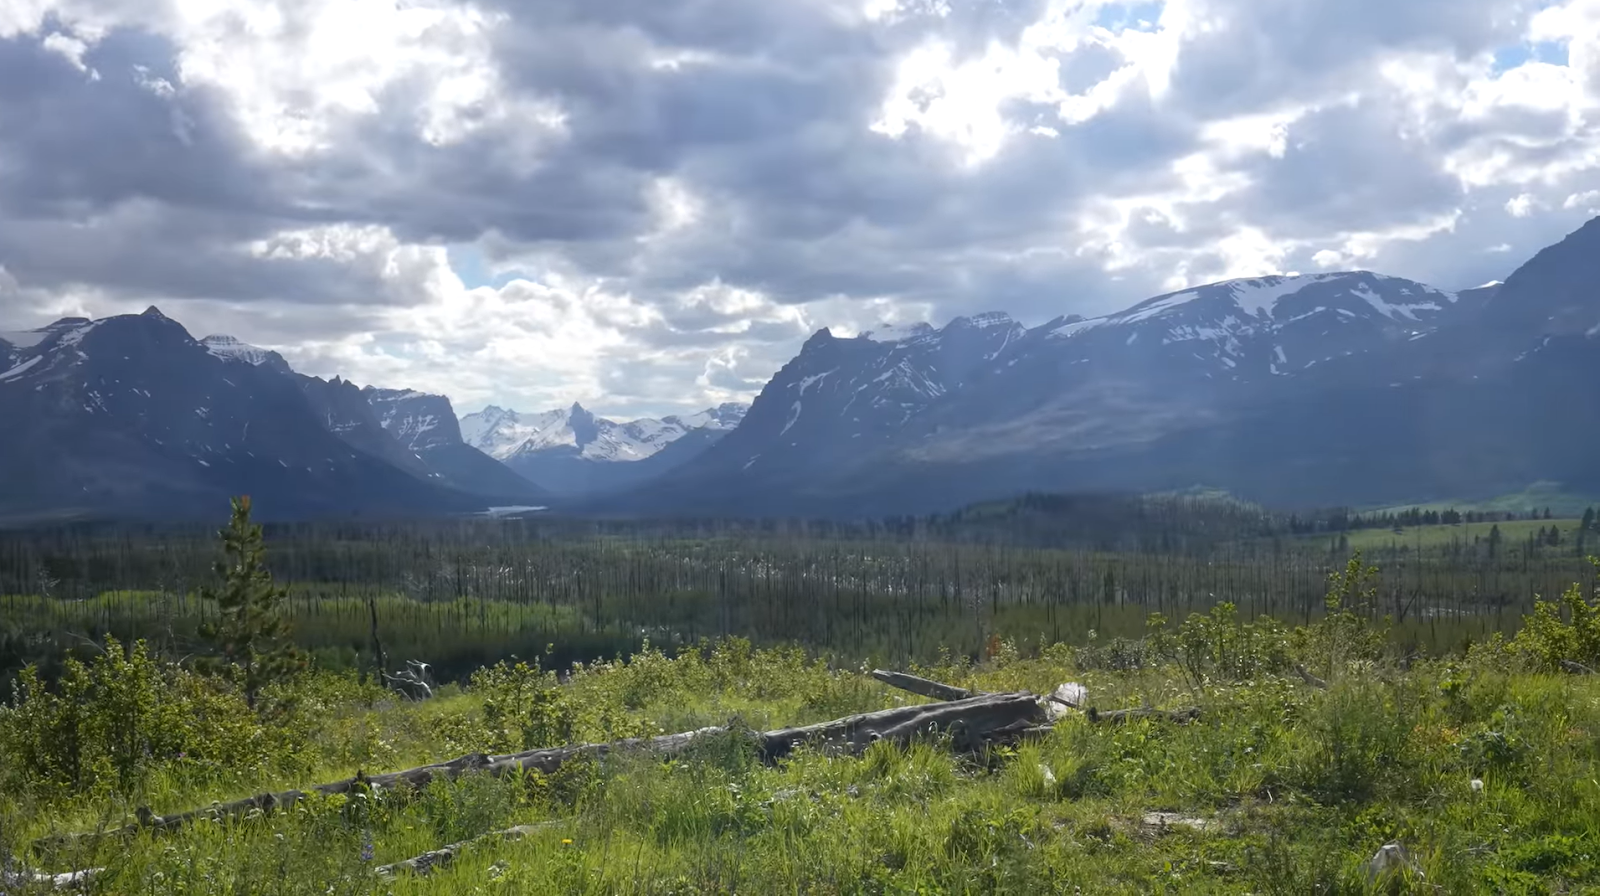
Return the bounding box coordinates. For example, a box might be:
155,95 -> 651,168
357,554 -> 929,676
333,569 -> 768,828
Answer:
869,669 -> 977,701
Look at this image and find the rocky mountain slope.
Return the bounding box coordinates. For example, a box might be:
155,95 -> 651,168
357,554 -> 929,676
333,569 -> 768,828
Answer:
600,219 -> 1600,517
0,310 -> 540,523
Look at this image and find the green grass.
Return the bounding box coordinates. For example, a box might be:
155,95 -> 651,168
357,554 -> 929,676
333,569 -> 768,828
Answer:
1335,517 -> 1586,552
1369,481 -> 1600,517
5,633 -> 1600,894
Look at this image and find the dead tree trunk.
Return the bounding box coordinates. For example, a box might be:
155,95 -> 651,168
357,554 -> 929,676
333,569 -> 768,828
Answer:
869,669 -> 977,701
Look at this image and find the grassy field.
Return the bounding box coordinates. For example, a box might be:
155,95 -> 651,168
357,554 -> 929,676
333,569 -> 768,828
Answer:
1334,517 -> 1587,552
5,596 -> 1600,894
1369,481 -> 1600,518
6,508 -> 1600,893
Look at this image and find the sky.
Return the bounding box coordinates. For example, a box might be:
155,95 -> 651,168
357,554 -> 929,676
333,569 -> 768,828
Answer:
1,0 -> 1598,420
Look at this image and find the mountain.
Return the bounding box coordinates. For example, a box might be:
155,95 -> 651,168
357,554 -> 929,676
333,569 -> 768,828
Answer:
190,339 -> 548,506
0,308 -> 492,523
362,387 -> 549,503
460,401 -> 748,496
605,226 -> 1600,517
200,334 -> 294,374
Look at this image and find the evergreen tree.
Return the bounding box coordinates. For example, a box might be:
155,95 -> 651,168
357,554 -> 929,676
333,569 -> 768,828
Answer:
1583,507 -> 1596,532
197,497 -> 306,711
1488,524 -> 1503,559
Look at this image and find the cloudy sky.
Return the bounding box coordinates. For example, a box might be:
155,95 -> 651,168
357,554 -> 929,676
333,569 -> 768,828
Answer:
2,0 -> 1598,419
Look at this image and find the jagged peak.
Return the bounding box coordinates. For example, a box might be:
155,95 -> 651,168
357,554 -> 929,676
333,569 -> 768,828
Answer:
801,327 -> 835,350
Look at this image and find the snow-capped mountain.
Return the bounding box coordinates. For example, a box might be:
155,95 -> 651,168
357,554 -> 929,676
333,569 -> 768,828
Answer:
607,233 -> 1600,517
0,308 -> 546,522
364,387 -> 458,453
459,401 -> 749,496
0,308 -> 495,521
361,387 -> 547,502
656,311 -> 1027,493
462,402 -> 748,462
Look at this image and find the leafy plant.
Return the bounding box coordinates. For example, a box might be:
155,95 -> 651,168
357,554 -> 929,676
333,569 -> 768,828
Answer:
1510,557 -> 1600,672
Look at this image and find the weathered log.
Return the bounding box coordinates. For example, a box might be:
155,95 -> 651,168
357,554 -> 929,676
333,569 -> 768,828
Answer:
1086,706 -> 1202,725
375,821 -> 559,877
1561,660 -> 1596,676
759,691 -> 1042,759
869,669 -> 978,701
36,751 -> 506,851
38,694 -> 1044,851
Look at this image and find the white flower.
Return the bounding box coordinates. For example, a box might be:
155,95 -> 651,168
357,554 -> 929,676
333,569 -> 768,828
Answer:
1470,778 -> 1484,793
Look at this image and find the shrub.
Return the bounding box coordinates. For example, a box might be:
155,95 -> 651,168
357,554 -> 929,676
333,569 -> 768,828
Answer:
0,637 -> 266,798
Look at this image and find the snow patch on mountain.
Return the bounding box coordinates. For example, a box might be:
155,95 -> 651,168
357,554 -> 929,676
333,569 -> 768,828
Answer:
202,335 -> 283,367
0,355 -> 42,382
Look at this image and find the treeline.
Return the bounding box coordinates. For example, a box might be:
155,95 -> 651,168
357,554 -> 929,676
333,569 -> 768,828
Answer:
1290,504 -> 1600,534
3,517 -> 1593,688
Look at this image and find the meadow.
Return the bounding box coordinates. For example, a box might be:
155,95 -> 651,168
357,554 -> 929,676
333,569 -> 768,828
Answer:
3,505 -> 1600,893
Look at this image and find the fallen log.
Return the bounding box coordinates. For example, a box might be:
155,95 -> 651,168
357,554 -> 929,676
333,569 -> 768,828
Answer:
1086,706 -> 1202,725
38,693 -> 1045,851
869,670 -> 978,701
375,821 -> 559,877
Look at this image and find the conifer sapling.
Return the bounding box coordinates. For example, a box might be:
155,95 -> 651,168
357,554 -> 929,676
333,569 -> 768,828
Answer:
197,496 -> 306,711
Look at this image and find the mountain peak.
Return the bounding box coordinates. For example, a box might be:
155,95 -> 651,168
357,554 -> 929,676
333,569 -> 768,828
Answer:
801,328 -> 835,351
141,305 -> 171,321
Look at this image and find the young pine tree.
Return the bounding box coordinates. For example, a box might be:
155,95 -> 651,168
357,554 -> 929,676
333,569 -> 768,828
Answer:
197,496 -> 306,711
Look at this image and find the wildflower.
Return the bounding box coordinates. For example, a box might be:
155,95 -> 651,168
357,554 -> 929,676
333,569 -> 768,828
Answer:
561,838 -> 574,846
360,837 -> 375,863
1470,778 -> 1484,793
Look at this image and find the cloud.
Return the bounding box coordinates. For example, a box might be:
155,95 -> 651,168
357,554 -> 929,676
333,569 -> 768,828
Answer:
1,0 -> 1598,418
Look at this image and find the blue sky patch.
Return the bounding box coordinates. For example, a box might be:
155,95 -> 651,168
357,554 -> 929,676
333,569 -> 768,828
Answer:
447,244 -> 530,290
1491,39 -> 1569,75
1093,1 -> 1164,32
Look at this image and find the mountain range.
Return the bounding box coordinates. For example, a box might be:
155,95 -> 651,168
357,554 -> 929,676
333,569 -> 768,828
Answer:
5,215 -> 1599,522
596,217 -> 1600,517
459,402 -> 748,497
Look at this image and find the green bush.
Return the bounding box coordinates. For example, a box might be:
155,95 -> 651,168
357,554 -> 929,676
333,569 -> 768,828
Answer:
1510,557 -> 1600,672
0,637 -> 267,798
